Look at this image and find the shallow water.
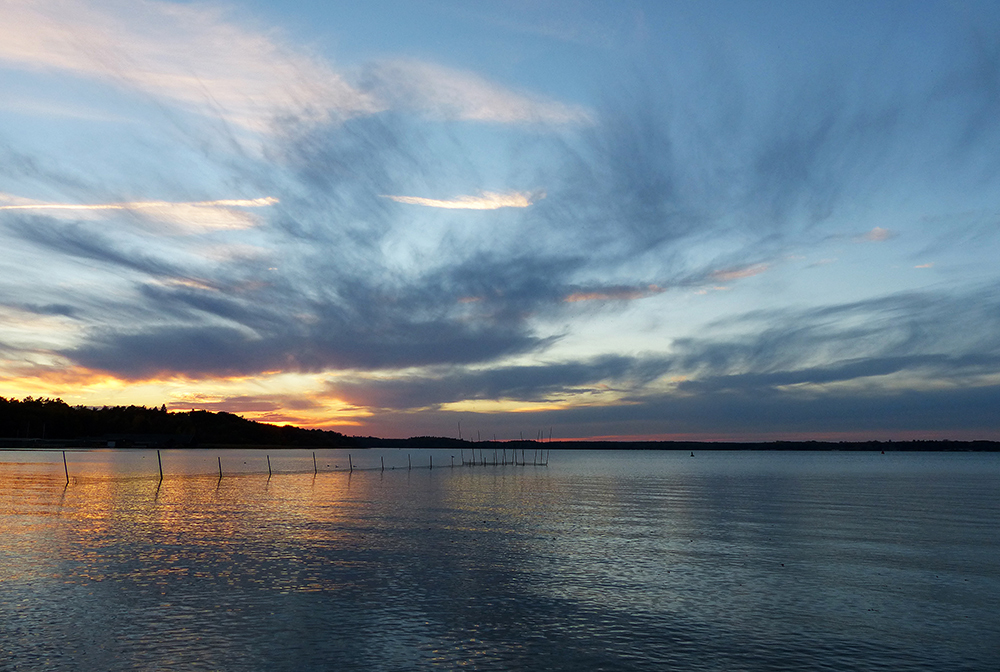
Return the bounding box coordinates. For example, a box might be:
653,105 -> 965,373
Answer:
1,449 -> 998,671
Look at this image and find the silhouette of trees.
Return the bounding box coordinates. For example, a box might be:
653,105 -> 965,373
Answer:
0,397 -> 354,447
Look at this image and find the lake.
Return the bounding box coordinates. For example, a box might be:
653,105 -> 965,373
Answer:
1,448 -> 998,671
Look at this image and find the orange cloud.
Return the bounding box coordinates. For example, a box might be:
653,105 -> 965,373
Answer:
564,285 -> 664,303
710,264 -> 768,282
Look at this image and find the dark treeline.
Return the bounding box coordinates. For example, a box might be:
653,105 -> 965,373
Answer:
353,435 -> 472,448
0,397 -> 354,448
3,397 -> 998,451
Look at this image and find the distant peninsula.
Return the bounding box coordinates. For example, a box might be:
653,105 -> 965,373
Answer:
1,397 -> 997,451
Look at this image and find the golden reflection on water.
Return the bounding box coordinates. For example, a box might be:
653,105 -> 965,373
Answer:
3,451 -> 1000,672
0,459 -> 377,593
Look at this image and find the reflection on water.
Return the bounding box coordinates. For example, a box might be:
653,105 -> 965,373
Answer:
2,449 -> 999,671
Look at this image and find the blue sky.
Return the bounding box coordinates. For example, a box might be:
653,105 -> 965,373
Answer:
2,0 -> 1000,440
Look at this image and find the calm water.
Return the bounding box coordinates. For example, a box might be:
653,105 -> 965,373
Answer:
1,448 -> 998,671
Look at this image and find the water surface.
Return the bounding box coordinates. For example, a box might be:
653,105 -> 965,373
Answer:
2,449 -> 998,671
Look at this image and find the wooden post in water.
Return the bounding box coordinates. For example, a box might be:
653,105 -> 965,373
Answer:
218,456 -> 223,479
62,450 -> 69,485
451,455 -> 454,468
381,456 -> 385,472
267,455 -> 272,477
313,452 -> 317,475
429,455 -> 433,469
408,454 -> 411,470
461,448 -> 464,466
157,449 -> 163,482
349,454 -> 353,472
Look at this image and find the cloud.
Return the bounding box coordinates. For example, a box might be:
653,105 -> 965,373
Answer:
67,321 -> 548,380
166,393 -> 321,414
10,215 -> 183,278
4,1 -> 1000,442
0,196 -> 278,231
0,197 -> 278,212
382,190 -> 543,210
0,3 -> 593,134
914,262 -> 934,269
857,226 -> 894,242
361,60 -> 593,124
345,283 -> 1000,438
330,355 -> 672,411
563,284 -> 664,303
0,0 -> 379,132
709,264 -> 769,282
669,286 -> 1000,391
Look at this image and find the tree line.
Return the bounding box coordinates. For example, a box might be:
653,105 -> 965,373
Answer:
0,396 -> 354,447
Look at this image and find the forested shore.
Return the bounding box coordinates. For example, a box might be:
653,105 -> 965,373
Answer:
2,397 -> 997,451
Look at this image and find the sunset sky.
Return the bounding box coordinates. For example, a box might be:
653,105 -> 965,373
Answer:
2,0 -> 1000,441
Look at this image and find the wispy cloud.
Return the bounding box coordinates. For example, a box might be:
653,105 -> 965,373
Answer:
857,226 -> 894,242
0,196 -> 279,232
710,264 -> 769,282
0,2 -> 593,133
564,284 -> 664,303
363,60 -> 593,124
329,355 -> 671,411
3,1 -> 1000,441
0,1 -> 380,132
382,190 -> 543,210
0,196 -> 277,212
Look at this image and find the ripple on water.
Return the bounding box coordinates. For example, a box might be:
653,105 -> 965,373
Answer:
1,450 -> 999,671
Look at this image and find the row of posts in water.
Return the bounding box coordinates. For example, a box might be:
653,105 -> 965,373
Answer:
57,446 -> 550,484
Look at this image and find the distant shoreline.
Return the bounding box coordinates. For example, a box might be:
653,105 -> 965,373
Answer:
352,438 -> 1000,452
3,439 -> 998,452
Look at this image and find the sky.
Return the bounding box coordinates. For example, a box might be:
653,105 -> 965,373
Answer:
2,0 -> 1000,441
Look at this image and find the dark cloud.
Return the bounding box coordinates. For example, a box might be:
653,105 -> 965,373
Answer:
332,354 -> 673,410
268,112 -> 424,245
335,282 -> 1000,437
16,303 -> 79,318
69,314 -> 548,379
339,381 -> 1000,441
541,382 -> 1000,438
674,354 -> 1000,396
10,216 -> 181,278
167,394 -> 322,413
678,287 -> 1000,381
